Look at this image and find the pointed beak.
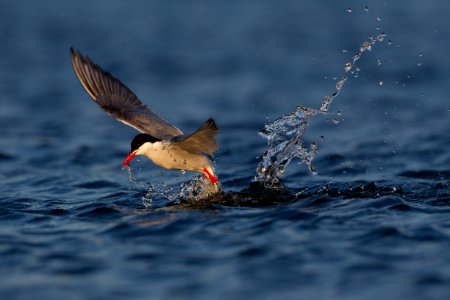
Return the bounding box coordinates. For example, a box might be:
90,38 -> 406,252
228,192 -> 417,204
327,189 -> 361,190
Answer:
122,150 -> 137,169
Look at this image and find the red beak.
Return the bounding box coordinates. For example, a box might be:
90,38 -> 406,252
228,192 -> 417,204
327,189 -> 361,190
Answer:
122,150 -> 137,168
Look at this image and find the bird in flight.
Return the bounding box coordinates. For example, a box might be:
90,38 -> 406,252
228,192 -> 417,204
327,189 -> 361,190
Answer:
70,48 -> 219,189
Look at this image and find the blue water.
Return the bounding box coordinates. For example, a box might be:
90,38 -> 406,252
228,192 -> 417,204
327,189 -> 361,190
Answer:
1,1 -> 450,299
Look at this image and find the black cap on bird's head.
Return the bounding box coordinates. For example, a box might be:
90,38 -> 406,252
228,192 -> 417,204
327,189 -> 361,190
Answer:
122,134 -> 161,168
130,133 -> 161,152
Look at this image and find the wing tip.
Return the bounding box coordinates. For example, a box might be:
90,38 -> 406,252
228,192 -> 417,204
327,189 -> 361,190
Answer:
69,47 -> 82,62
69,47 -> 92,68
205,118 -> 219,132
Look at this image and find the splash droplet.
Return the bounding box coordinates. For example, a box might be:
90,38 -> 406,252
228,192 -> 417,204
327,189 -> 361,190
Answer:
360,41 -> 372,52
364,6 -> 369,12
347,8 -> 352,13
320,96 -> 332,112
379,80 -> 384,86
336,78 -> 347,91
377,34 -> 386,42
344,62 -> 353,72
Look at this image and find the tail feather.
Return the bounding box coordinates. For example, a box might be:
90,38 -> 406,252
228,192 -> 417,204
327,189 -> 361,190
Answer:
173,118 -> 218,155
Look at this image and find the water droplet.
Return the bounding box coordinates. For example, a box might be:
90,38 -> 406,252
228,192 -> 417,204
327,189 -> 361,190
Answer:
364,6 -> 369,12
377,34 -> 385,42
418,53 -> 423,57
347,8 -> 352,13
336,110 -> 342,116
336,78 -> 347,90
377,16 -> 382,22
332,118 -> 340,125
342,49 -> 348,53
387,40 -> 392,46
344,62 -> 352,72
417,62 -> 423,67
360,41 -> 372,52
379,80 -> 384,86
377,59 -> 382,66
320,96 -> 332,112
320,135 -> 326,141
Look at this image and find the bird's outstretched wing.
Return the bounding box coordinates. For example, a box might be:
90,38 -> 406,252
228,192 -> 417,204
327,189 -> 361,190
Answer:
70,48 -> 183,139
172,118 -> 219,155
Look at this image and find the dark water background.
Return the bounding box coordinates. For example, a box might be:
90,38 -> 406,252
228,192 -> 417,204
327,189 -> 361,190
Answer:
1,1 -> 449,299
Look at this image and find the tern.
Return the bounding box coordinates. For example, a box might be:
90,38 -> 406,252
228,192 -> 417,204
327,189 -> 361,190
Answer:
70,48 -> 219,188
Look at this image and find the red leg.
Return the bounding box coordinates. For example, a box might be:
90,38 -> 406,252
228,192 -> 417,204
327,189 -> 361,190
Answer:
203,168 -> 218,185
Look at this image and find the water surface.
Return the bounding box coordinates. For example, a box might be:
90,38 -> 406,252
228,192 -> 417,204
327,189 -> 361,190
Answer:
1,1 -> 449,299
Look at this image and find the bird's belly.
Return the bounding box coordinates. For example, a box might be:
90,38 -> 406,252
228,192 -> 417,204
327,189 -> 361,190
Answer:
146,148 -> 204,172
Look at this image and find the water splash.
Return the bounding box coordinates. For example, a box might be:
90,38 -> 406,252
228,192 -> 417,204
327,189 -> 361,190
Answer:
254,33 -> 387,189
178,175 -> 219,201
126,167 -> 148,191
127,166 -> 219,206
254,105 -> 320,188
126,167 -> 176,207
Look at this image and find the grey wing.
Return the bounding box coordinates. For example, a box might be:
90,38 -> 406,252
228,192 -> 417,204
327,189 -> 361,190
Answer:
172,118 -> 219,155
70,48 -> 183,139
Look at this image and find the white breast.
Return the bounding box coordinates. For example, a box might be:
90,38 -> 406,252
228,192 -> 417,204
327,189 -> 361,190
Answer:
137,141 -> 184,170
137,141 -> 211,172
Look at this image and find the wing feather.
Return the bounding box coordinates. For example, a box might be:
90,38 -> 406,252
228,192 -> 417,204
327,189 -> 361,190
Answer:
70,48 -> 183,139
172,118 -> 219,155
